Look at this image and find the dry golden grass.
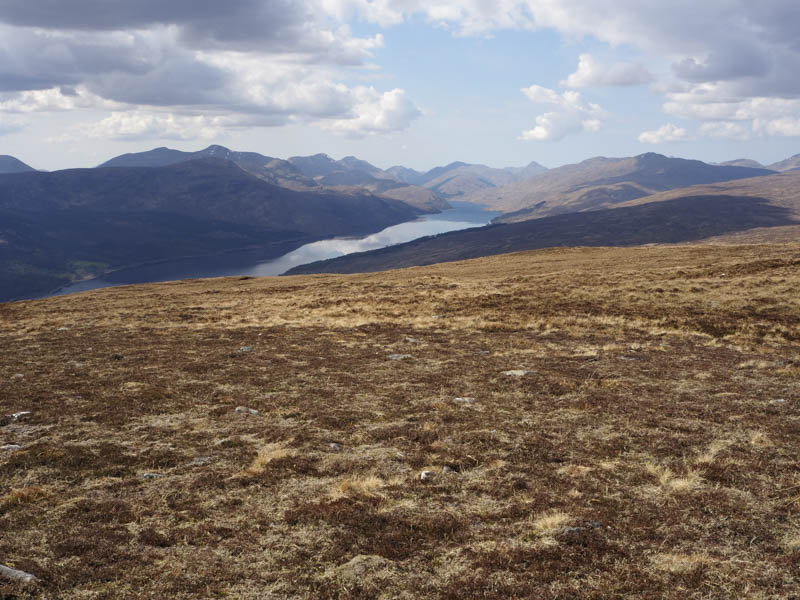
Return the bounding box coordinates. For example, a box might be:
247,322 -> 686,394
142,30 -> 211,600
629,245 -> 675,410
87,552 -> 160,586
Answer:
0,243 -> 799,598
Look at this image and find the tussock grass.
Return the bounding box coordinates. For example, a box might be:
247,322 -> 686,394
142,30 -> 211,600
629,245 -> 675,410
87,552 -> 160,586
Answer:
1,243 -> 799,598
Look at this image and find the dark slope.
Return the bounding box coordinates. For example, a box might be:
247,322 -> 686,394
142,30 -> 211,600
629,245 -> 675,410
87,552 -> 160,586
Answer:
0,155 -> 35,173
100,146 -> 447,211
0,158 -> 424,301
286,195 -> 797,275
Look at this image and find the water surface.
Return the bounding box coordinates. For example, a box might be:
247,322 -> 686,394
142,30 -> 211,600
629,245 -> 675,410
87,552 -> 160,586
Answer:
49,202 -> 499,297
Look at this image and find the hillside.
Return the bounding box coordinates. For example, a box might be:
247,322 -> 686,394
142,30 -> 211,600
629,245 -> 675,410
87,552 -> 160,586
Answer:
1,244 -> 798,599
0,155 -> 35,174
719,158 -> 765,169
288,172 -> 800,275
101,146 -> 448,212
464,153 -> 774,219
0,158 -> 424,302
767,153 -> 800,172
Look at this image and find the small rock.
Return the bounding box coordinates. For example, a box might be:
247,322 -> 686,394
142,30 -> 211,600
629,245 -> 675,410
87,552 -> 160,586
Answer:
420,470 -> 434,481
477,350 -> 490,355
11,411 -> 32,421
140,473 -> 163,480
238,346 -> 254,353
0,563 -> 39,584
188,456 -> 213,466
11,373 -> 23,380
453,397 -> 475,404
442,465 -> 457,474
329,442 -> 343,451
404,336 -> 422,344
1,444 -> 22,452
770,398 -> 787,405
503,370 -> 533,376
334,554 -> 388,582
235,406 -> 259,415
56,327 -> 70,331
387,354 -> 412,361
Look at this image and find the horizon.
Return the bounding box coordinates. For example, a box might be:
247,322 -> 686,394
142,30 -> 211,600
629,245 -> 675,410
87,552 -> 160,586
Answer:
5,144 -> 797,174
2,2 -> 800,171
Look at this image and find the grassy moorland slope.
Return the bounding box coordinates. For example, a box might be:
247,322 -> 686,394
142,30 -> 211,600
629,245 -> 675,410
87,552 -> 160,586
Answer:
1,243 -> 799,598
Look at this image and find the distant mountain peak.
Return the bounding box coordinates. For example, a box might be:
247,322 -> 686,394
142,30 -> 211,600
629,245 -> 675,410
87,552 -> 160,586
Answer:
0,155 -> 36,174
202,144 -> 232,155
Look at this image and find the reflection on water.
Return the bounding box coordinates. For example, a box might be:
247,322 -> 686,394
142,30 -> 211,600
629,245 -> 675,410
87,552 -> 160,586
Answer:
48,202 -> 499,297
248,218 -> 483,276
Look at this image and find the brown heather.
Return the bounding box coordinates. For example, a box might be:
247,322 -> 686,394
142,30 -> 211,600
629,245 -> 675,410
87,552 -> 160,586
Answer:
0,243 -> 799,599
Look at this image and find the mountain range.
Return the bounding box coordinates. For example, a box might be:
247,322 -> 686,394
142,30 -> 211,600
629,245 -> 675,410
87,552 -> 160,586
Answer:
0,157 -> 426,302
100,145 -> 548,207
2,145 -> 799,301
287,170 -> 800,275
460,153 -> 775,221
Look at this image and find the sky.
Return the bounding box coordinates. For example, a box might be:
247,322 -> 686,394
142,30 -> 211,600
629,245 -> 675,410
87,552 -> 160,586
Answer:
1,1 -> 800,172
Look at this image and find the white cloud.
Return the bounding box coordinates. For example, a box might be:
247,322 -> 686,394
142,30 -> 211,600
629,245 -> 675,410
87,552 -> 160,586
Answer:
79,112 -> 228,141
322,87 -> 421,137
638,123 -> 691,144
698,121 -> 751,141
756,117 -> 800,138
0,4 -> 413,141
520,85 -> 606,141
332,1 -> 800,142
562,54 -> 652,88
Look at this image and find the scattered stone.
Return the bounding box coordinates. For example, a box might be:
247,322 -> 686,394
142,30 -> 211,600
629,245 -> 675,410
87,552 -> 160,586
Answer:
235,406 -> 259,415
238,346 -> 254,353
442,465 -> 458,474
771,398 -> 787,405
140,473 -> 164,480
11,373 -> 23,380
420,470 -> 434,481
404,336 -> 422,344
453,397 -> 475,404
329,442 -> 343,451
477,350 -> 490,355
11,411 -> 32,421
387,354 -> 412,361
561,526 -> 586,535
56,327 -> 70,331
0,563 -> 39,584
503,370 -> 533,376
110,353 -> 124,361
334,554 -> 388,582
1,444 -> 22,452
188,456 -> 214,466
